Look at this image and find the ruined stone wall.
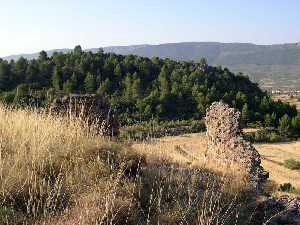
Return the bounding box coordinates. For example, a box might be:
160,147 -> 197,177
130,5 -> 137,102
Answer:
205,102 -> 268,192
50,94 -> 119,137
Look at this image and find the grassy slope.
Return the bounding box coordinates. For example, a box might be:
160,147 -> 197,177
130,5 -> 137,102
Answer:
0,106 -> 253,225
133,133 -> 300,196
1,106 -> 293,224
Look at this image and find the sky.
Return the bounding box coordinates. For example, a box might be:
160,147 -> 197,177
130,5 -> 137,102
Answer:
1,0 -> 300,57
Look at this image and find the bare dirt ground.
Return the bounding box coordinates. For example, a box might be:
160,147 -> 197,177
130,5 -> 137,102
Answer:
272,94 -> 300,110
133,133 -> 300,193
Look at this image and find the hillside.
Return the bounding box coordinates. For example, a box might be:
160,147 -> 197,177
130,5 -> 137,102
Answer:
1,103 -> 299,224
3,42 -> 300,90
0,46 -> 298,132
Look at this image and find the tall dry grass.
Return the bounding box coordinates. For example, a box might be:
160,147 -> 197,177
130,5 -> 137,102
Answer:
0,105 -> 262,225
0,104 -> 140,224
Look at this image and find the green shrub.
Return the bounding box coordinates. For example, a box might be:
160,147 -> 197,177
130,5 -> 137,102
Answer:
243,128 -> 291,143
120,119 -> 206,140
279,183 -> 296,193
283,159 -> 300,170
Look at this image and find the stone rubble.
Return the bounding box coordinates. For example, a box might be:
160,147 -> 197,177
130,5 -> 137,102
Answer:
205,102 -> 300,224
253,195 -> 300,225
50,94 -> 119,136
205,101 -> 268,193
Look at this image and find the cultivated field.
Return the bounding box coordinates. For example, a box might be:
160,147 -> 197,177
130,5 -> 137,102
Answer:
133,133 -> 300,195
272,94 -> 300,110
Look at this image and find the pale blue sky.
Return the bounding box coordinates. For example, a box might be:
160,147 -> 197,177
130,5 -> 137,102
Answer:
1,0 -> 300,57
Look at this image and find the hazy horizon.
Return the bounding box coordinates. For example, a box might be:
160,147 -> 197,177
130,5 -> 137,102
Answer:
1,0 -> 300,57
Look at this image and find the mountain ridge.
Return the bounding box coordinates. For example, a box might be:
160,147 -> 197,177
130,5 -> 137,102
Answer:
2,42 -> 300,90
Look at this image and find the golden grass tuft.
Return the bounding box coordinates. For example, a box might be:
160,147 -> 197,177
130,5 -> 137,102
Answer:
0,105 -> 273,225
0,104 -> 139,224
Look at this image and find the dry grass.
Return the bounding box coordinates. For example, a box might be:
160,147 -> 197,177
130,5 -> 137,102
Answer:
1,105 -> 285,224
132,133 -> 250,195
133,132 -> 300,196
0,105 -> 140,224
255,141 -> 300,194
272,94 -> 300,110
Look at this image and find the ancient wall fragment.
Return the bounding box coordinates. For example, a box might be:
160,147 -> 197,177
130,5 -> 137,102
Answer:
50,94 -> 119,136
205,102 -> 268,192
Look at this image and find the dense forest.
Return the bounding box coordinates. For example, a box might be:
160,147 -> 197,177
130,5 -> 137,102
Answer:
0,46 -> 299,135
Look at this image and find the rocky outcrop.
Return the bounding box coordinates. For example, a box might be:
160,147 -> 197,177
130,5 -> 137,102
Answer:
204,102 -> 268,193
252,195 -> 300,225
50,94 -> 119,136
204,102 -> 300,224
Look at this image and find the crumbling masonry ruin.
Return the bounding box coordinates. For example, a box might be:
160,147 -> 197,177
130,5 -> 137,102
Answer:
205,102 -> 300,224
50,94 -> 119,137
205,102 -> 268,192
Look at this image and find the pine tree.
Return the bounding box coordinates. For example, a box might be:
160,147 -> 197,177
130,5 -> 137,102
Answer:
52,68 -> 61,91
291,115 -> 300,135
70,73 -> 79,92
123,73 -> 132,100
97,78 -> 111,95
264,114 -> 272,127
114,64 -> 122,79
132,76 -> 141,99
63,80 -> 72,93
279,114 -> 291,136
241,103 -> 250,124
84,72 -> 96,93
0,61 -> 10,90
158,66 -> 170,99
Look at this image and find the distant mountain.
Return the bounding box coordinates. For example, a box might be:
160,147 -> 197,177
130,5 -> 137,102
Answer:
3,42 -> 300,90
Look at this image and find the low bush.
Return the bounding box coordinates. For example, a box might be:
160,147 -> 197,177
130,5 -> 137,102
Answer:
279,183 -> 296,193
120,119 -> 206,141
283,159 -> 300,170
244,128 -> 284,143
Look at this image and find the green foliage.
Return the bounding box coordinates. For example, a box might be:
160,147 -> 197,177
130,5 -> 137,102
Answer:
283,159 -> 300,170
51,68 -> 61,91
120,120 -> 206,141
291,114 -> 300,135
241,103 -> 250,125
244,129 -> 284,143
84,72 -> 96,93
0,47 -> 298,131
279,114 -> 291,136
279,183 -> 296,193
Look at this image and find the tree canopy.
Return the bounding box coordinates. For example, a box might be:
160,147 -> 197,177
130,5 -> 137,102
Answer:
0,46 -> 298,130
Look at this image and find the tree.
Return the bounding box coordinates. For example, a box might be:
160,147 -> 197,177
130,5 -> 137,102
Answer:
52,68 -> 61,91
26,61 -> 39,83
69,73 -> 79,92
291,114 -> 300,135
241,103 -> 250,125
63,80 -> 73,93
132,75 -> 141,99
158,66 -> 170,99
123,73 -> 132,100
12,57 -> 28,84
97,78 -> 111,95
84,73 -> 96,93
38,51 -> 48,61
0,61 -> 11,90
264,114 -> 272,127
114,64 -> 122,80
279,114 -> 291,136
236,91 -> 247,109
74,45 -> 83,55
